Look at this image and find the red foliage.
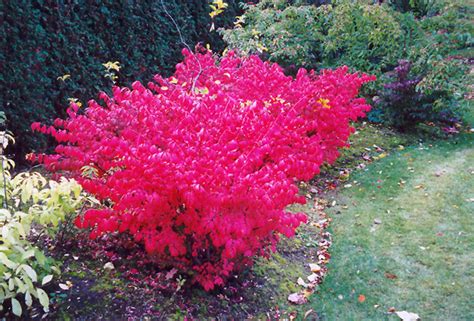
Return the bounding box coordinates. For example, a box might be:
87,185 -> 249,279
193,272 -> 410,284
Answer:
31,49 -> 374,290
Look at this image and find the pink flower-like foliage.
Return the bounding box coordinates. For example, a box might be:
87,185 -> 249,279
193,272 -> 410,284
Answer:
31,49 -> 374,290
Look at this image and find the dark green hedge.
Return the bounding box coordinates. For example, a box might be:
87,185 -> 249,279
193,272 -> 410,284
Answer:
0,0 -> 243,162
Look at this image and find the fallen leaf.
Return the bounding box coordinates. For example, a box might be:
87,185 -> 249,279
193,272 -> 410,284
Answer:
414,184 -> 424,189
166,268 -> 178,280
375,152 -> 387,159
307,273 -> 318,283
309,263 -> 321,273
303,288 -> 314,298
395,311 -> 420,321
297,277 -> 308,287
388,307 -> 396,313
384,272 -> 397,279
304,309 -> 314,320
358,294 -> 366,303
289,311 -> 297,321
288,293 -> 307,305
103,262 -> 115,271
59,283 -> 70,290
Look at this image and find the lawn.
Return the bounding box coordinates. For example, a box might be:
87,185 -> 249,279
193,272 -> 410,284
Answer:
40,124 -> 472,320
307,132 -> 473,320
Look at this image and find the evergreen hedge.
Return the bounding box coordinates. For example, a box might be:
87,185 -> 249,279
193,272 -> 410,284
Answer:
0,0 -> 243,161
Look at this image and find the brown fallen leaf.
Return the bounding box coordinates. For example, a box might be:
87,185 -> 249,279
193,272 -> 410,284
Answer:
288,292 -> 307,305
304,309 -> 315,320
388,307 -> 396,313
303,288 -> 314,298
395,311 -> 420,321
309,263 -> 321,273
384,272 -> 397,279
289,311 -> 297,321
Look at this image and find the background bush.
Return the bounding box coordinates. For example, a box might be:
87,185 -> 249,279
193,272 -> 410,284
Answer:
222,0 -> 471,128
0,0 -> 244,163
222,0 -> 414,75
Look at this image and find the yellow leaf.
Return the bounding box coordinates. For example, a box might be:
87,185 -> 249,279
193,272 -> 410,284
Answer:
57,74 -> 71,81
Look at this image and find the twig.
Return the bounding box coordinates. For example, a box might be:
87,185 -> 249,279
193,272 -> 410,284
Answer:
1,130 -> 8,209
160,0 -> 203,93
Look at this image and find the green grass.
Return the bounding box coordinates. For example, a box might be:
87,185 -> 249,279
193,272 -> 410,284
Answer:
307,134 -> 474,320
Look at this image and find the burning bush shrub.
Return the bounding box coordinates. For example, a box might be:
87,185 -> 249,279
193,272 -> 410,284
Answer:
31,49 -> 374,290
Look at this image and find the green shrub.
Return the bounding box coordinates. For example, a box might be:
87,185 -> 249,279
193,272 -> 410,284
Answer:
387,0 -> 440,17
222,0 -> 412,76
323,1 -> 405,74
222,0 -> 470,128
222,1 -> 331,69
0,132 -> 92,317
0,1 -> 243,162
419,2 -> 474,52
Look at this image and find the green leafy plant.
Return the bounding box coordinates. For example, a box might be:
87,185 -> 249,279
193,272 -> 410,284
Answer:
388,0 -> 440,17
222,0 -> 471,128
0,132 -> 92,317
222,2 -> 331,69
222,0 -> 409,76
323,1 -> 405,75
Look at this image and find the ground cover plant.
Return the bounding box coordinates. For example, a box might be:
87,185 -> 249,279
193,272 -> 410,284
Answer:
31,48 -> 374,291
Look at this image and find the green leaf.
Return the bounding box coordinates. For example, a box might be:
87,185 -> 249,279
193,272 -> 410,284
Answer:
8,278 -> 14,291
25,290 -> 33,307
36,288 -> 49,309
21,264 -> 38,283
34,249 -> 47,266
0,253 -> 18,269
22,249 -> 35,260
42,275 -> 53,285
14,277 -> 26,293
11,297 -> 22,316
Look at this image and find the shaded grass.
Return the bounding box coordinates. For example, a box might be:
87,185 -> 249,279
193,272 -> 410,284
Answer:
309,134 -> 473,320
